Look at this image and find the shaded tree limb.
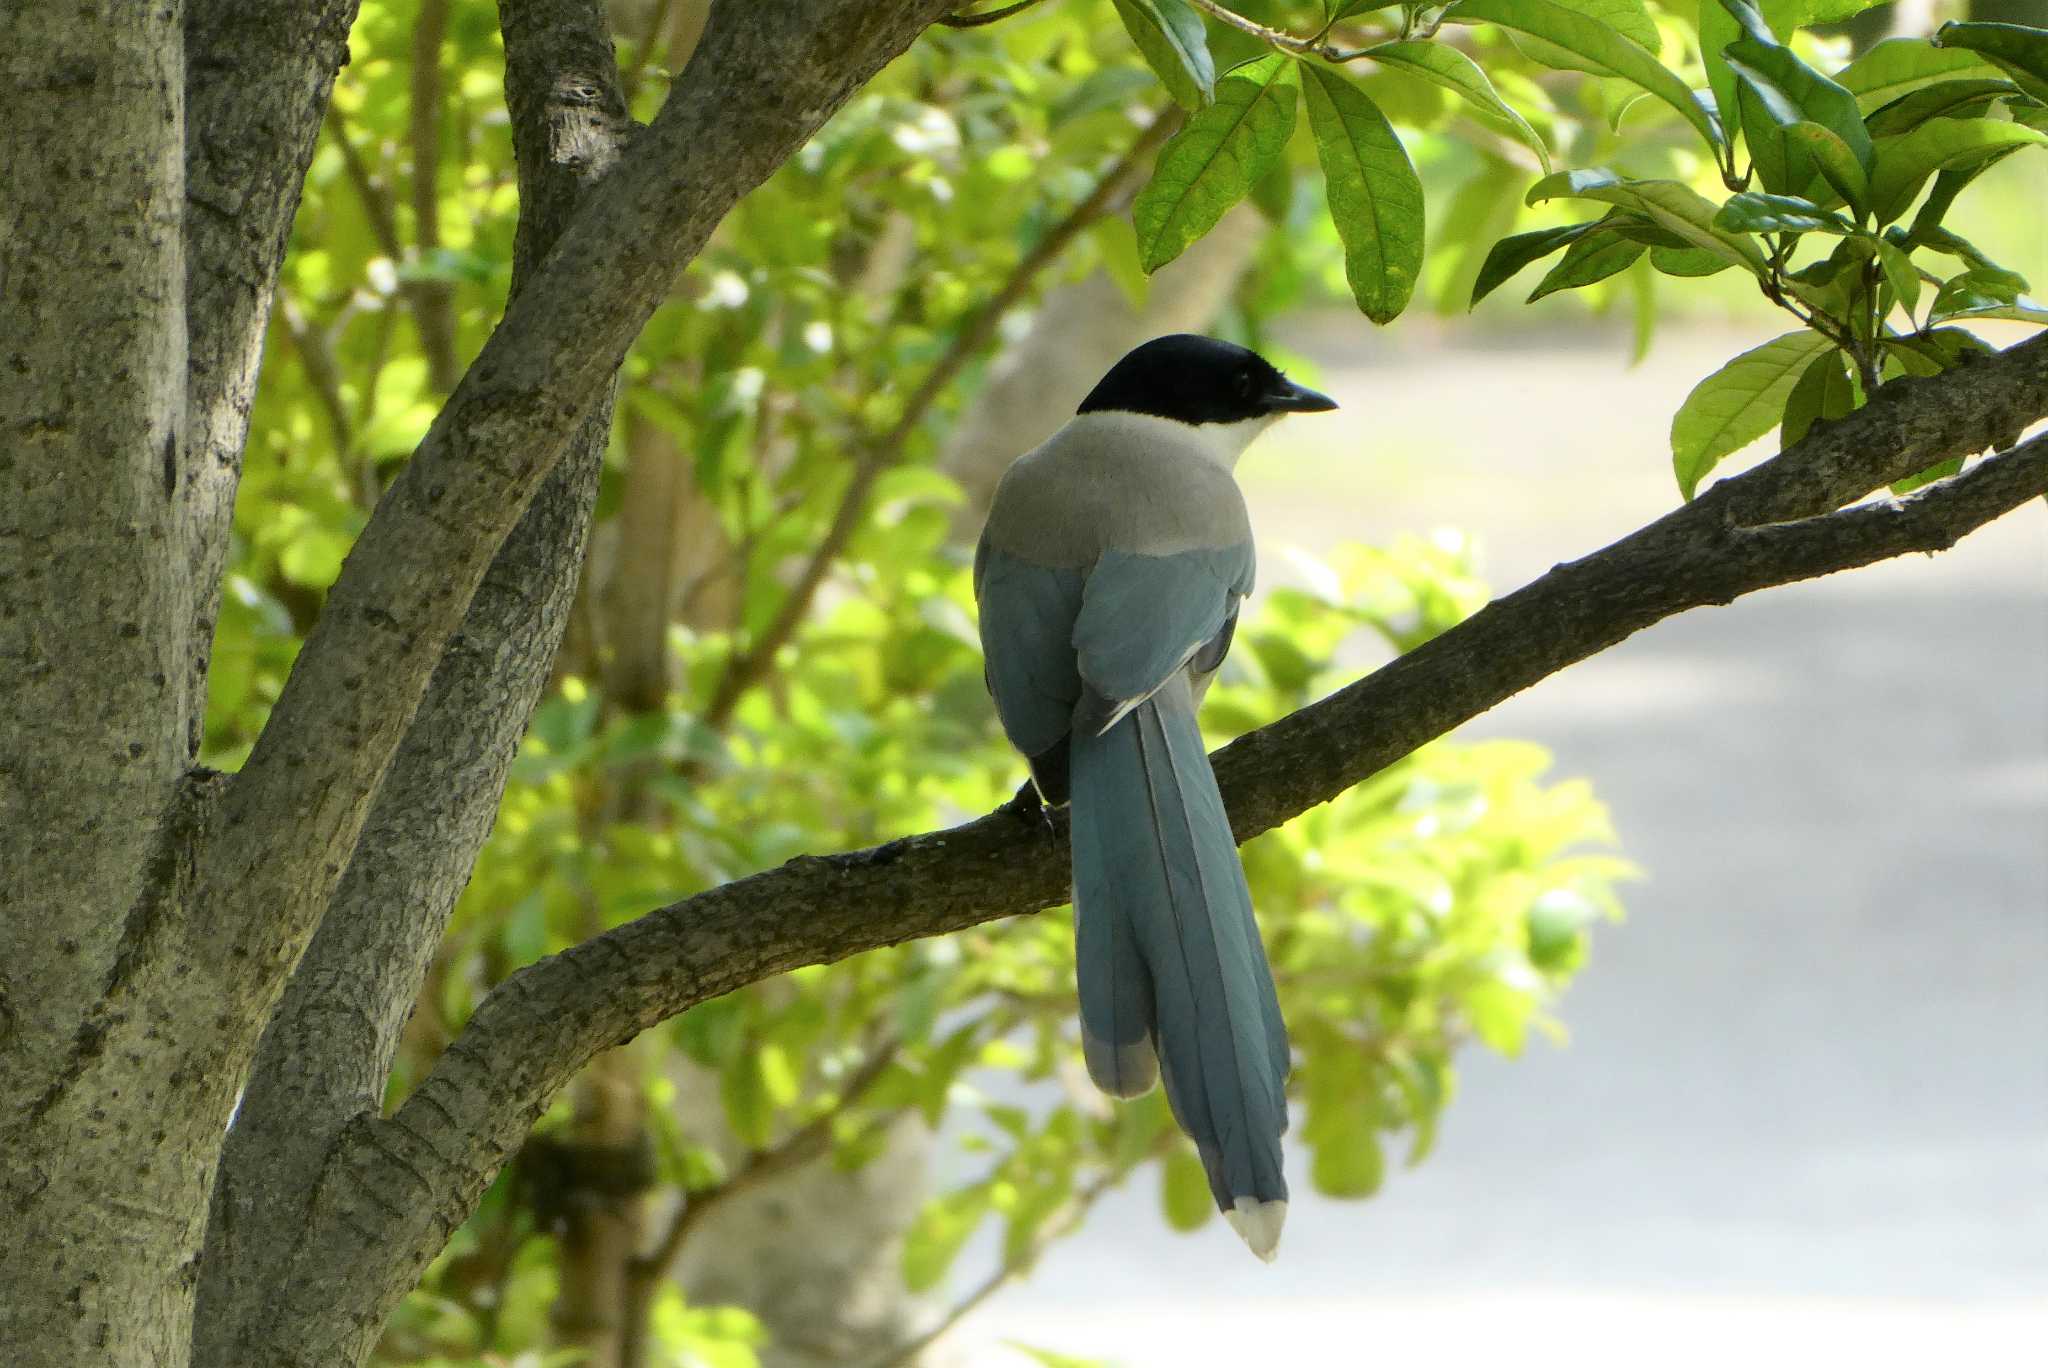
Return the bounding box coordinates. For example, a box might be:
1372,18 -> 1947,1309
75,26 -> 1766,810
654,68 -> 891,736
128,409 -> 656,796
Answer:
699,106 -> 1183,732
191,3 -> 635,1358
408,0 -> 462,393
172,0 -> 964,1126
284,329 -> 2045,1361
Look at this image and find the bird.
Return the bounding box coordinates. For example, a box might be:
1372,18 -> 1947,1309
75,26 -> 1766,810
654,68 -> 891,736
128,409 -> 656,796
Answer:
972,333 -> 1338,1262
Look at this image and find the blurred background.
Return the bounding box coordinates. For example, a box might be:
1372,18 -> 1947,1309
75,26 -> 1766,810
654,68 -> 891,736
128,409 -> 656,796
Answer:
221,1 -> 2045,1365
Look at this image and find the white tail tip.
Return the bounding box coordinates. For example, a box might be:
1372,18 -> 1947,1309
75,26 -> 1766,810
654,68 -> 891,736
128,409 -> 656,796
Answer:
1223,1197 -> 1286,1263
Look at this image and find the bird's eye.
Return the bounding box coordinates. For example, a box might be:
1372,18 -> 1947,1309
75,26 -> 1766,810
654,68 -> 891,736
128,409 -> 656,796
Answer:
1235,369 -> 1257,398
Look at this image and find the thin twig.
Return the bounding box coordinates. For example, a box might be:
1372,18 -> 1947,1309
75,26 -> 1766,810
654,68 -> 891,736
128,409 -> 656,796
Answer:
861,1168 -> 1123,1368
278,294 -> 354,454
1184,0 -> 1372,62
621,0 -> 678,105
409,0 -> 461,392
614,1038 -> 902,1368
697,106 -> 1184,734
936,0 -> 1050,27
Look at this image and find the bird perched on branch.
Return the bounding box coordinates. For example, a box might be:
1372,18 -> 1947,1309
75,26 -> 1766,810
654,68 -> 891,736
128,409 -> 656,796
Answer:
972,334 -> 1338,1262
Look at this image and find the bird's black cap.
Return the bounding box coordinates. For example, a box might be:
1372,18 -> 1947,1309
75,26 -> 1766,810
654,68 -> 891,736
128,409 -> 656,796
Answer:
1076,333 -> 1338,425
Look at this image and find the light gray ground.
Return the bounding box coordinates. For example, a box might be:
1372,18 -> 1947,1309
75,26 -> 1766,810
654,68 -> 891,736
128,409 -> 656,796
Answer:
959,319 -> 2048,1366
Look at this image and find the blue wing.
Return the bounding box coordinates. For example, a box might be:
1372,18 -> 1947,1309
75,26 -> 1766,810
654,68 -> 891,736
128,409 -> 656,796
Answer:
975,537 -> 1086,797
1071,544 -> 1254,736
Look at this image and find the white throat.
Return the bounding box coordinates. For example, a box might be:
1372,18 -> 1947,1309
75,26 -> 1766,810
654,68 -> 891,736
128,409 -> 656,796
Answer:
1073,410 -> 1280,470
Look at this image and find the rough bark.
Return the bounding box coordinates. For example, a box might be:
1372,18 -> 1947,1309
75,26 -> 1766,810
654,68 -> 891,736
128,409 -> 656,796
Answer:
0,7 -> 202,1363
174,5 -> 966,1365
282,330 -> 2048,1367
183,0 -> 362,758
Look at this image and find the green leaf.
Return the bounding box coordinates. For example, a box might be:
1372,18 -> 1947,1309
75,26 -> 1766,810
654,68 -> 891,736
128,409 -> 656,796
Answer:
1002,1342 -> 1112,1368
1884,325 -> 1994,379
1649,244 -> 1735,276
1362,39 -> 1552,173
1160,1147 -> 1213,1231
1863,78 -> 2018,138
1506,0 -> 1657,74
1133,54 -> 1300,272
1470,221 -> 1599,307
1780,346 -> 1856,446
1929,265 -> 2029,319
1935,21 -> 2048,105
1836,37 -> 2007,112
1671,329 -> 1836,498
1448,0 -> 1725,152
1301,64 -> 1425,324
1874,236 -> 1921,319
902,1188 -> 990,1293
1526,171 -> 1766,270
1867,117 -> 2048,224
1309,1107 -> 1386,1198
1724,36 -> 1874,198
1526,224 -> 1646,300
1933,299 -> 2048,326
1713,190 -> 1853,234
1112,0 -> 1217,111
278,527 -> 352,589
1782,120 -> 1870,214
1726,29 -> 1873,174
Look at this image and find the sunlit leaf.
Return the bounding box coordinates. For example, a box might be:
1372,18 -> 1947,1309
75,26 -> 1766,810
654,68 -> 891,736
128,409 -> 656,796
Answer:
1867,117 -> 2047,224
1448,0 -> 1724,151
1935,20 -> 2048,105
1112,0 -> 1217,110
1671,329 -> 1836,498
1779,346 -> 1856,446
1133,54 -> 1300,271
1302,64 -> 1425,324
1363,39 -> 1552,173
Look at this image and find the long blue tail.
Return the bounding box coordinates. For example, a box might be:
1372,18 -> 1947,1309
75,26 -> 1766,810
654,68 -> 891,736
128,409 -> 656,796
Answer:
1069,676 -> 1290,1259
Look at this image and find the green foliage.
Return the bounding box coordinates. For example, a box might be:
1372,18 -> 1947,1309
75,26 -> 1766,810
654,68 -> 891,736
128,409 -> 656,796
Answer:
220,0 -> 2045,1364
1123,0 -> 2046,495
1133,53 -> 1301,270
1301,62 -> 1425,321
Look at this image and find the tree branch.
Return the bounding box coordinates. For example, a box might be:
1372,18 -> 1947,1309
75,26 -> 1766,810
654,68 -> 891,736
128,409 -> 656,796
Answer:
182,0 -> 364,758
282,329 -> 2046,1361
408,0 -> 462,393
192,3 -> 636,1357
698,107 -> 1183,732
180,0 -> 966,1068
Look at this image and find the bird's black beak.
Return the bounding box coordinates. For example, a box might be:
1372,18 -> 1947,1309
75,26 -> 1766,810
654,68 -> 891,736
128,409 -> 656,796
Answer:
1263,376 -> 1339,414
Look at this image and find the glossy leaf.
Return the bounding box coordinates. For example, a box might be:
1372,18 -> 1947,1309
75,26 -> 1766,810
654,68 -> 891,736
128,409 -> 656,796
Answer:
1782,120 -> 1870,214
1724,37 -> 1873,193
1302,64 -> 1426,324
1112,0 -> 1216,110
1363,39 -> 1552,173
1933,299 -> 2048,327
1836,37 -> 2007,112
1929,265 -> 2029,320
1713,191 -> 1853,235
1863,78 -> 2018,138
1672,329 -> 1836,498
1470,221 -> 1600,307
1649,244 -> 1735,277
1449,0 -> 1725,151
1874,237 -> 1921,319
1508,0 -> 1657,74
1133,54 -> 1300,271
1780,347 -> 1856,446
1527,225 -> 1646,300
1526,170 -> 1766,270
1867,117 -> 2048,224
1935,21 -> 2048,105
